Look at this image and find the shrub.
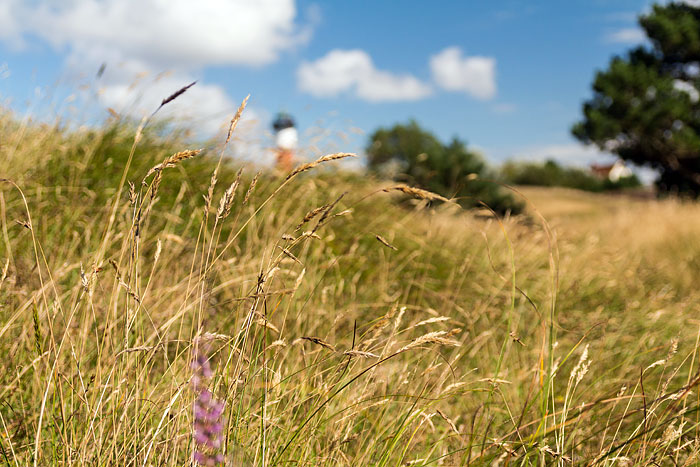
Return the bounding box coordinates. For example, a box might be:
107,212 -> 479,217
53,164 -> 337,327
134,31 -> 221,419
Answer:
501,159 -> 641,192
366,120 -> 523,215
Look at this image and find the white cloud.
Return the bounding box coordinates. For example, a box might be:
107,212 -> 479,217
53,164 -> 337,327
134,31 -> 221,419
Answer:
77,59 -> 256,137
606,27 -> 647,44
429,47 -> 496,100
0,0 -> 310,136
0,1 -> 23,48
98,72 -> 268,155
97,70 -> 238,136
297,49 -> 432,102
3,0 -> 308,69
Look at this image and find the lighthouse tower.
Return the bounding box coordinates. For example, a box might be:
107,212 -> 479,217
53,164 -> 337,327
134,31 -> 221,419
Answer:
272,112 -> 297,171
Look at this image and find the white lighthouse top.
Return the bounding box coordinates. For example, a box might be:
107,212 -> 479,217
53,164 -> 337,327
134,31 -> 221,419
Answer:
276,127 -> 298,150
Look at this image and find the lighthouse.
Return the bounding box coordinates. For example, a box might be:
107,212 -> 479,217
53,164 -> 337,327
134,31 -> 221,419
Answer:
272,112 -> 297,171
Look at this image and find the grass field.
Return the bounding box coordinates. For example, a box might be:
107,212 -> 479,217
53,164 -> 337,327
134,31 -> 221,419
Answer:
2,108 -> 700,465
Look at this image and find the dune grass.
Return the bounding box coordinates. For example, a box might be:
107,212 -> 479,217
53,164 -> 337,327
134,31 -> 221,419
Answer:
1,103 -> 700,466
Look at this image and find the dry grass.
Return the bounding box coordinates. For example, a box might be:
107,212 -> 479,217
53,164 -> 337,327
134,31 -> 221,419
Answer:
1,106 -> 700,466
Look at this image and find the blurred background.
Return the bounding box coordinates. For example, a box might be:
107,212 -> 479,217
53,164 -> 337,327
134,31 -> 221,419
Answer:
2,0 -> 700,206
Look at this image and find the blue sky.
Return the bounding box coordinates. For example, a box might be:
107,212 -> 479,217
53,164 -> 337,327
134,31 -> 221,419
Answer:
0,0 -> 657,168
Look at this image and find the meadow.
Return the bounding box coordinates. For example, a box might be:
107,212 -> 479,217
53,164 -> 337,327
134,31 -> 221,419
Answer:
1,101 -> 700,466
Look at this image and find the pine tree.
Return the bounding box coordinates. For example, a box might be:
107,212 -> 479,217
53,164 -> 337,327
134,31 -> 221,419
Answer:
573,2 -> 700,195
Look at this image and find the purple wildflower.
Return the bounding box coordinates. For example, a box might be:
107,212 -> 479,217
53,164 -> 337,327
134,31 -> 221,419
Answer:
191,349 -> 225,466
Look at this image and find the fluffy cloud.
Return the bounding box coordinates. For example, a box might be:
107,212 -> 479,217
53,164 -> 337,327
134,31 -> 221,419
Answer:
0,0 -> 309,135
0,1 -> 23,47
97,70 -> 238,135
606,27 -> 646,44
297,49 -> 432,102
3,0 -> 308,69
298,47 -> 499,102
429,47 -> 496,100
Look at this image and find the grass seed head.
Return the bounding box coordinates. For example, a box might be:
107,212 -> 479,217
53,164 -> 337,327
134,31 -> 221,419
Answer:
285,153 -> 356,181
297,204 -> 329,231
571,344 -> 591,384
255,317 -> 280,334
160,81 -> 196,107
279,247 -> 303,266
128,181 -> 137,205
435,409 -> 459,435
204,168 -> 218,217
413,316 -> 450,327
226,94 -> 250,144
216,168 -> 243,220
267,339 -> 287,351
375,234 -> 398,251
383,184 -> 449,203
301,336 -> 336,352
145,149 -> 203,179
32,300 -> 42,356
398,331 -> 460,353
343,350 -> 379,359
243,171 -> 260,205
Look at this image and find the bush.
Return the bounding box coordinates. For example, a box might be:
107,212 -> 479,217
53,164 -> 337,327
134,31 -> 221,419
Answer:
366,121 -> 522,215
501,159 -> 641,192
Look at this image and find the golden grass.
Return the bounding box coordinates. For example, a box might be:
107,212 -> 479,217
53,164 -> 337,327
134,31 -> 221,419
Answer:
1,107 -> 700,465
